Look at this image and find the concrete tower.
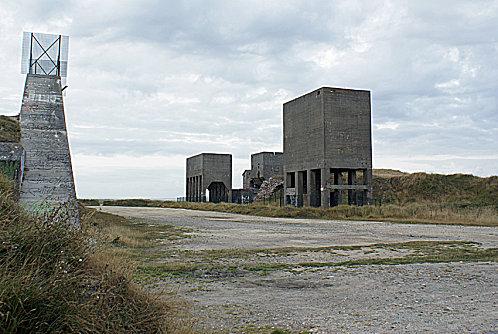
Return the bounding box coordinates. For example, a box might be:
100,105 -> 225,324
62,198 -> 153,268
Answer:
283,87 -> 373,207
19,32 -> 79,226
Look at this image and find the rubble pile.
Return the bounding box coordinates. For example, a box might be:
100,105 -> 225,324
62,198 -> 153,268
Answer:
255,176 -> 284,200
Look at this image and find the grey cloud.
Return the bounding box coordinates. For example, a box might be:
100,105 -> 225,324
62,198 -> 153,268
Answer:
0,0 -> 497,197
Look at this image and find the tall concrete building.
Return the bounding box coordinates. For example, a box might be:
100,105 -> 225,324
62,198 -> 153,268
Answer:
243,151 -> 283,189
19,74 -> 80,225
283,87 -> 372,207
186,153 -> 232,203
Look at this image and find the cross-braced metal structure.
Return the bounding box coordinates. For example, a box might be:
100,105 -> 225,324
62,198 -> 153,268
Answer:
21,32 -> 69,78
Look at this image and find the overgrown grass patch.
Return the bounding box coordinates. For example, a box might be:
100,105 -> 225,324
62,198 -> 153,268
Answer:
0,173 -> 193,333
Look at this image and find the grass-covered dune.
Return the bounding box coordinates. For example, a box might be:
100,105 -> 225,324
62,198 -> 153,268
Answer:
0,174 -> 191,334
373,169 -> 498,208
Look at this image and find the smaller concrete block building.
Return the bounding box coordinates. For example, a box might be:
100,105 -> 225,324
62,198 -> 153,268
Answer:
251,152 -> 283,181
186,153 -> 232,203
242,151 -> 283,189
242,169 -> 252,189
283,87 -> 372,207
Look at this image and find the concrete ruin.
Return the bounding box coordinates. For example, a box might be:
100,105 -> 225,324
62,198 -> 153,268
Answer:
19,74 -> 80,225
186,153 -> 232,203
283,87 -> 372,207
242,151 -> 283,190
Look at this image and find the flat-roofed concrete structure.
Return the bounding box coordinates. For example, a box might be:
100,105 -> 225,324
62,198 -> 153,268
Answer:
242,169 -> 252,189
242,151 -> 283,190
251,152 -> 283,180
186,153 -> 232,203
283,87 -> 372,207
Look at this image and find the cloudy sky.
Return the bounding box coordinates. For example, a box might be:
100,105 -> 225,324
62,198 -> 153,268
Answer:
0,1 -> 497,199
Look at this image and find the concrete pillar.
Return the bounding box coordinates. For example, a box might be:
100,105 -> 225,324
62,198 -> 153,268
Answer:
348,170 -> 357,205
334,170 -> 343,205
191,177 -> 195,202
187,177 -> 191,201
199,175 -> 203,201
364,168 -> 373,204
186,178 -> 189,201
321,168 -> 331,207
305,169 -> 312,206
196,176 -> 200,202
296,171 -> 304,207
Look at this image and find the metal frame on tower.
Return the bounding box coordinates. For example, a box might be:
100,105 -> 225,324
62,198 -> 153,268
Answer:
28,33 -> 63,76
21,32 -> 69,80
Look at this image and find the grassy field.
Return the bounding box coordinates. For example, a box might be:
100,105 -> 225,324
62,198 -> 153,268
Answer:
0,173 -> 193,334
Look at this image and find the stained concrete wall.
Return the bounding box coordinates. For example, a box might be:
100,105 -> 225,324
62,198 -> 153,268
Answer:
186,153 -> 232,202
251,152 -> 283,181
283,87 -> 372,207
242,169 -> 252,189
19,74 -> 79,226
283,90 -> 325,172
323,88 -> 372,169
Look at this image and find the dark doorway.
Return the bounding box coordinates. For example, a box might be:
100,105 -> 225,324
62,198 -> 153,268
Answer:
208,182 -> 228,203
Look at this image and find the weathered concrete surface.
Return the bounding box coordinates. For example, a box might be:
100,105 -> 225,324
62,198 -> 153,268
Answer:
19,74 -> 79,225
98,206 -> 498,333
186,153 -> 232,203
283,87 -> 373,207
244,151 -> 283,188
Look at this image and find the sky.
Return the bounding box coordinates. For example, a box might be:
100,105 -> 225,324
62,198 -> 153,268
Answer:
0,0 -> 497,199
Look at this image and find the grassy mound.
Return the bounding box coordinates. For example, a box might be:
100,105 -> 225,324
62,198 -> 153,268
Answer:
0,115 -> 20,143
0,174 -> 191,333
373,169 -> 498,208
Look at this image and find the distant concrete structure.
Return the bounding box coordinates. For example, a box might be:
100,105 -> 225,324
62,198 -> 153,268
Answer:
242,169 -> 252,189
242,151 -> 283,190
19,74 -> 79,225
283,87 -> 372,207
186,153 -> 232,203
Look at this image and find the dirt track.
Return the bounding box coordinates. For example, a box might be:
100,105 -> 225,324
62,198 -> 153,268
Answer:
99,206 -> 498,333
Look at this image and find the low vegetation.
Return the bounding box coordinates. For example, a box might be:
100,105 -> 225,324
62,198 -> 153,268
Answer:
0,173 -> 192,333
80,199 -> 498,227
0,115 -> 21,143
136,240 -> 498,280
80,169 -> 498,227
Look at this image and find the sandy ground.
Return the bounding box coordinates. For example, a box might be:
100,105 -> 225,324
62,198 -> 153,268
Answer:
99,206 -> 498,333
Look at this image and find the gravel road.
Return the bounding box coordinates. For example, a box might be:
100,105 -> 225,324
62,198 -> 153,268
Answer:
99,206 -> 498,333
